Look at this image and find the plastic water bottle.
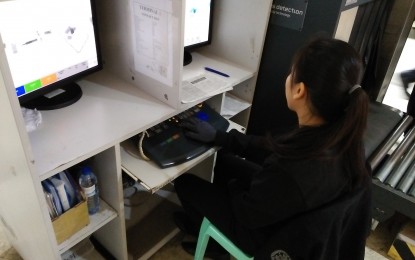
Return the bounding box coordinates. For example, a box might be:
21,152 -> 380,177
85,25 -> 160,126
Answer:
79,166 -> 100,215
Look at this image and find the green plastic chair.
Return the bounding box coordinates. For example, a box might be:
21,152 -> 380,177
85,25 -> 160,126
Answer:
194,217 -> 254,260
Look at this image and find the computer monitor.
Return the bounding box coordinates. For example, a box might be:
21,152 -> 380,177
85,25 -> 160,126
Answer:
183,0 -> 214,66
0,0 -> 102,110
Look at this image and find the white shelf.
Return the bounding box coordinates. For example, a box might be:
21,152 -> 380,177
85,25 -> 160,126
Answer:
229,120 -> 247,134
28,71 -> 176,180
58,199 -> 117,254
182,52 -> 254,84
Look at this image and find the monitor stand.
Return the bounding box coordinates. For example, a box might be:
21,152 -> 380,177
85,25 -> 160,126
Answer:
22,83 -> 83,110
183,50 -> 192,66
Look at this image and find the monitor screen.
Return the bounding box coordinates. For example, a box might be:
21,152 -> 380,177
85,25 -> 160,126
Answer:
0,0 -> 102,110
183,0 -> 213,65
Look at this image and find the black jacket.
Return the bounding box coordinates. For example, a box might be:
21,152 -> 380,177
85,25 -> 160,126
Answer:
214,129 -> 372,259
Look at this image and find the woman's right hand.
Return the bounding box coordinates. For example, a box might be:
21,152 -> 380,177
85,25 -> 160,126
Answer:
181,117 -> 217,143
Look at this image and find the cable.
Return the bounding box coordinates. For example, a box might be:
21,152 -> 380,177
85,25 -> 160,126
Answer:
138,130 -> 150,161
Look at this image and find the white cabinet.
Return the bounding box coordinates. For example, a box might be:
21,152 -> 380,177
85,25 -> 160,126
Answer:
0,0 -> 271,259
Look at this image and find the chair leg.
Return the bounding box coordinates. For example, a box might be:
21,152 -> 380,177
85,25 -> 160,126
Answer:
195,218 -> 253,260
194,218 -> 211,260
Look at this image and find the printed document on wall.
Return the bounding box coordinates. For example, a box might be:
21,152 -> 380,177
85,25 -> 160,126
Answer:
132,0 -> 173,87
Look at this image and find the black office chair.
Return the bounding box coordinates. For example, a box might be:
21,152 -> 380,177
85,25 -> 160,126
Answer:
195,185 -> 371,260
253,186 -> 371,260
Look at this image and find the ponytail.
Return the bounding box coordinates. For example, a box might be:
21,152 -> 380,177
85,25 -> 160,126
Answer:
270,37 -> 370,189
333,86 -> 369,186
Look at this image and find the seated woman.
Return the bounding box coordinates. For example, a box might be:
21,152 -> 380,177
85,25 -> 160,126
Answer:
174,37 -> 372,259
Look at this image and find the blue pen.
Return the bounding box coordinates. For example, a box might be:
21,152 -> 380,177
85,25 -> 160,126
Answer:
205,67 -> 229,77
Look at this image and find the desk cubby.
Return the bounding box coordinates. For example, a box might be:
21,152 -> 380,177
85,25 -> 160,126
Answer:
0,0 -> 272,259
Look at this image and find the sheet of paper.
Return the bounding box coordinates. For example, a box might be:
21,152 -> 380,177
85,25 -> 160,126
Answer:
181,73 -> 232,103
222,93 -> 251,119
132,0 -> 173,86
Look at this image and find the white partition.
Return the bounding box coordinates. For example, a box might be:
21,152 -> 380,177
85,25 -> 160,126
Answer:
97,0 -> 272,112
96,0 -> 184,108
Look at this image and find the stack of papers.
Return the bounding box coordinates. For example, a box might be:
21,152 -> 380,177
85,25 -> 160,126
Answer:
181,73 -> 232,103
222,93 -> 251,119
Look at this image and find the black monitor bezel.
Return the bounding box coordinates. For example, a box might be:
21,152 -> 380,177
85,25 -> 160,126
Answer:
183,0 -> 214,52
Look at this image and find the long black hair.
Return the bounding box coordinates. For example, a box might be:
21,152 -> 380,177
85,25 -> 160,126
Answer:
271,37 -> 369,187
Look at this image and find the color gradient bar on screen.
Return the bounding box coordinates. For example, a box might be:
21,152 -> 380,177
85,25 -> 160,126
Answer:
24,79 -> 42,93
41,73 -> 57,86
16,85 -> 26,97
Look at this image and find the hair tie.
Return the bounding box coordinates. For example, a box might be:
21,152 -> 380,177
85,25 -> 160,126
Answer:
348,84 -> 361,95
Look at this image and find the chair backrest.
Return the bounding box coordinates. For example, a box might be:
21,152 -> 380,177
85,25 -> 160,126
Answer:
254,186 -> 371,260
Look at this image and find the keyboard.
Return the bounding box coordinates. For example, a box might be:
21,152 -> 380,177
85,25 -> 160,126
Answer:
142,103 -> 229,168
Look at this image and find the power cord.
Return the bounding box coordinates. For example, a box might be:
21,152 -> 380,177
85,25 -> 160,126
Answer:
138,130 -> 150,161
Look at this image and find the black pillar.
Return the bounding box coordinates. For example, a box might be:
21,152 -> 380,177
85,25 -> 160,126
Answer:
247,0 -> 345,136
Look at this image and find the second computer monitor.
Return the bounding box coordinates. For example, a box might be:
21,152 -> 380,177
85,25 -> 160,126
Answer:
183,0 -> 213,65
